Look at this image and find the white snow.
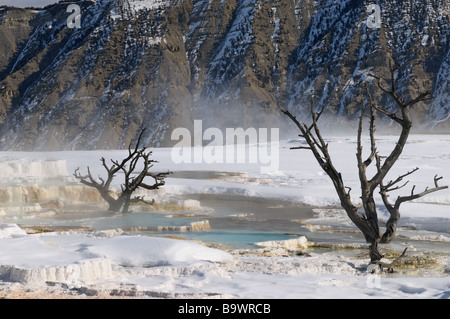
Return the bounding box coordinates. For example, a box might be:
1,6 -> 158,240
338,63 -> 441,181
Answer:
128,0 -> 170,13
0,224 -> 27,239
0,134 -> 449,298
0,159 -> 68,182
255,236 -> 308,250
0,229 -> 232,286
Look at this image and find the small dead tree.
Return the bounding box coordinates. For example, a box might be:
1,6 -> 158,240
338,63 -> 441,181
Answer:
282,66 -> 448,270
74,129 -> 171,214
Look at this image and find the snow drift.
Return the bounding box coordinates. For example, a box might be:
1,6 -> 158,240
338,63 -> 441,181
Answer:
0,223 -> 233,286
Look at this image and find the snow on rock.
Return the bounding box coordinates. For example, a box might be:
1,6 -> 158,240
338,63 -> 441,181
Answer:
0,231 -> 113,285
255,236 -> 308,251
83,235 -> 233,268
0,224 -> 233,286
0,224 -> 27,239
176,199 -> 201,210
128,0 -> 170,13
235,254 -> 361,276
0,258 -> 112,286
0,159 -> 69,181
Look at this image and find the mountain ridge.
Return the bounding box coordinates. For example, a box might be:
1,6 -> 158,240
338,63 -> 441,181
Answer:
0,0 -> 448,150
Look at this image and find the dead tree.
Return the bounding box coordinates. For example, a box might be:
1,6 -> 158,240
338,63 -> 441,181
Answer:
74,129 -> 171,214
282,66 -> 448,269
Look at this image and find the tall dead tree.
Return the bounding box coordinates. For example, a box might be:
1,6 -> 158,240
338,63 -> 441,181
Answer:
282,66 -> 448,269
74,129 -> 170,214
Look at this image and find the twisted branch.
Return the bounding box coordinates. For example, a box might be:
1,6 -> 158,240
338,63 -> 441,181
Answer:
73,129 -> 171,213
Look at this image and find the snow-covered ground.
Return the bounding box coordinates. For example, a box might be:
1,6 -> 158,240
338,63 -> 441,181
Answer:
0,134 -> 449,299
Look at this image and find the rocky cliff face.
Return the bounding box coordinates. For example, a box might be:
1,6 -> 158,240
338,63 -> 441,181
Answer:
0,0 -> 448,150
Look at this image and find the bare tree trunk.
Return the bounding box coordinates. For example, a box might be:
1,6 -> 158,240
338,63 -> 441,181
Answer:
381,212 -> 400,244
282,101 -> 385,263
369,240 -> 384,264
282,65 -> 448,267
379,173 -> 447,243
119,191 -> 132,215
74,129 -> 170,213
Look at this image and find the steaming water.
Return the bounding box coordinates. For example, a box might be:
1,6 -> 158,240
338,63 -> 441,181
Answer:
2,188 -> 450,252
9,209 -> 201,231
1,193 -> 315,249
1,166 -> 449,253
163,193 -> 315,248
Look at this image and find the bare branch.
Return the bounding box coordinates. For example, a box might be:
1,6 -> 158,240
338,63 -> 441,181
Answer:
383,167 -> 419,191
434,175 -> 443,188
365,85 -> 377,167
290,146 -> 312,150
405,91 -> 432,107
281,108 -> 324,166
282,105 -> 358,227
310,98 -> 328,153
384,180 -> 409,193
73,167 -> 100,189
366,64 -> 434,193
371,247 -> 408,273
356,99 -> 366,166
73,129 -> 169,214
393,176 -> 448,209
284,64 -> 448,264
345,186 -> 352,196
130,195 -> 155,205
